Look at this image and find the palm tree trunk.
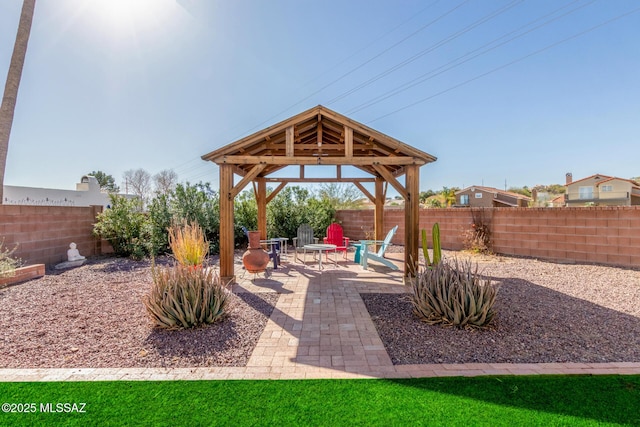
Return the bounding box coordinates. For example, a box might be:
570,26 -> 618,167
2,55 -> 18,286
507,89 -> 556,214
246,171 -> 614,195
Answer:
0,0 -> 36,204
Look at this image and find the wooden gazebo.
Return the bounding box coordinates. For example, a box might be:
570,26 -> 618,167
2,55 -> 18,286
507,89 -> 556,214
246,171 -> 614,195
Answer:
201,105 -> 436,281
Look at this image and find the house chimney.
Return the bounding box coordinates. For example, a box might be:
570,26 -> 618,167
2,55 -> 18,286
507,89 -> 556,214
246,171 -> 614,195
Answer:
532,188 -> 538,202
565,173 -> 572,185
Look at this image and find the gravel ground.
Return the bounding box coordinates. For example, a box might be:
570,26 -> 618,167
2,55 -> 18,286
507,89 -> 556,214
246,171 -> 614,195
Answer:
0,256 -> 277,369
2,251 -> 639,368
362,252 -> 640,365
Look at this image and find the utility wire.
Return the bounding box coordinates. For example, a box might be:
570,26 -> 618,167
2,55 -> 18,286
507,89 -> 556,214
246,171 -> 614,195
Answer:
164,1 -> 443,181
346,0 -> 593,115
220,0 -> 470,144
325,0 -> 524,106
366,5 -> 640,124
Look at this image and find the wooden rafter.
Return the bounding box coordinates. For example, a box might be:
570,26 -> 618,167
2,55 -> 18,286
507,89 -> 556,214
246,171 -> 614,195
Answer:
230,164 -> 266,198
202,105 -> 437,281
373,164 -> 406,198
354,182 -> 374,203
266,182 -> 287,203
215,156 -> 424,166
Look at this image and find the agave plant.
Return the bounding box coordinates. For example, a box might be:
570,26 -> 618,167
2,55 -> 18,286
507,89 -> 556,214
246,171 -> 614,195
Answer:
410,258 -> 499,329
143,264 -> 229,329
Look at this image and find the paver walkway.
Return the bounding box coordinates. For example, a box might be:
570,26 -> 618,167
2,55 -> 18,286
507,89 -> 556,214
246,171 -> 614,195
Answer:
2,253 -> 640,381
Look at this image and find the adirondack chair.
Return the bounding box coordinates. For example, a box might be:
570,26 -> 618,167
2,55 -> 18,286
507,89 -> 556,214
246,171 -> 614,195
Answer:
323,223 -> 349,260
359,225 -> 399,271
292,223 -> 318,262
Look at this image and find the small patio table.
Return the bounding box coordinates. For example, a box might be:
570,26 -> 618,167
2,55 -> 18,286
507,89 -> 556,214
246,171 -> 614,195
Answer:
274,237 -> 290,256
302,244 -> 337,270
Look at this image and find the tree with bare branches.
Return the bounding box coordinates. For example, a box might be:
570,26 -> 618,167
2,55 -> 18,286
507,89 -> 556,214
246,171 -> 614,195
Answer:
153,169 -> 178,195
123,169 -> 152,206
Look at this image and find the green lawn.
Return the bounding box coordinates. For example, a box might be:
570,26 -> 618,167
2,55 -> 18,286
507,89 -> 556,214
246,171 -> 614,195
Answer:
1,375 -> 639,426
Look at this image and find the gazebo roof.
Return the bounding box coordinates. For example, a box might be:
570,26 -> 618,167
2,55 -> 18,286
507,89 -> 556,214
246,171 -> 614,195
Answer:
201,105 -> 436,179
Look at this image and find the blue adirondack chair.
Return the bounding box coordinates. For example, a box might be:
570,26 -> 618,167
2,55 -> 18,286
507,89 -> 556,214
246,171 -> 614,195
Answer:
359,225 -> 399,271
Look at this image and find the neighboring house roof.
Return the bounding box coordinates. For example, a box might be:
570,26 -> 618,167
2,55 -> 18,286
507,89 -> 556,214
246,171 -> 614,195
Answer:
565,173 -> 613,186
455,186 -> 532,201
594,176 -> 640,189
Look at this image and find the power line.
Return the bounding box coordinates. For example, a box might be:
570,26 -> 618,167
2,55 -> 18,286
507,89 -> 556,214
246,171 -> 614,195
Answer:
220,0 -> 471,144
160,1 -> 444,180
366,5 -> 640,124
325,0 -> 525,106
346,0 -> 594,115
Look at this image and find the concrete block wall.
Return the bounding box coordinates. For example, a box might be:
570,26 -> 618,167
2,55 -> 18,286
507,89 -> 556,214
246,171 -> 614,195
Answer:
336,206 -> 640,268
0,205 -> 103,266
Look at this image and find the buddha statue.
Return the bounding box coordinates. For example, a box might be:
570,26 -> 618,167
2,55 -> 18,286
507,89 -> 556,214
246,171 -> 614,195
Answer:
67,243 -> 86,262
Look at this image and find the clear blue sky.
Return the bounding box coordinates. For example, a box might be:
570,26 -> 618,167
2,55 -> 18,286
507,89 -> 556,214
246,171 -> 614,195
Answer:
1,0 -> 639,195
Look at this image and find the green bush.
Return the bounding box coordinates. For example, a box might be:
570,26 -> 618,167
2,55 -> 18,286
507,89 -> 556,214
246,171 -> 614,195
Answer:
143,263 -> 229,329
146,182 -> 221,256
95,182 -> 336,258
266,186 -> 335,240
147,193 -> 172,255
93,195 -> 150,259
234,190 -> 257,247
410,259 -> 499,329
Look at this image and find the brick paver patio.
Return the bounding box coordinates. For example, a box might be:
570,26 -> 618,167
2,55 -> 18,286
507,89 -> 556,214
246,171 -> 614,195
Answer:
2,252 -> 639,382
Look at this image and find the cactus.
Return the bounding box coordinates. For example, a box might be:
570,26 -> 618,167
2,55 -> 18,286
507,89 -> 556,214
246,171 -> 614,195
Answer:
432,223 -> 441,265
421,229 -> 431,266
421,223 -> 442,268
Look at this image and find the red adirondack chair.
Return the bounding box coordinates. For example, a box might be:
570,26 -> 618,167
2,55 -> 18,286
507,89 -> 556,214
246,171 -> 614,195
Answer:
323,223 -> 350,260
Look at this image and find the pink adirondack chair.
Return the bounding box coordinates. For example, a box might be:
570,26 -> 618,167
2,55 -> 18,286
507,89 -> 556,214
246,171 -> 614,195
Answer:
323,223 -> 350,260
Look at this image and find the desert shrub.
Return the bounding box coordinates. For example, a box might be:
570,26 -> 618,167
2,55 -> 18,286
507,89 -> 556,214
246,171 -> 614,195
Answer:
146,182 -> 221,255
143,264 -> 229,329
462,223 -> 491,254
170,182 -> 220,254
146,193 -> 173,255
234,190 -> 257,247
306,197 -> 335,238
0,239 -> 22,278
144,221 -> 228,329
462,209 -> 492,254
266,186 -> 335,239
168,221 -> 209,267
410,259 -> 499,329
93,194 -> 150,259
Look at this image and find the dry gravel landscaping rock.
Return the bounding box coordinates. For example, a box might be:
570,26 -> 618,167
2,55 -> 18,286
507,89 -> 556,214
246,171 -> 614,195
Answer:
0,256 -> 277,369
1,251 -> 639,369
362,252 -> 640,365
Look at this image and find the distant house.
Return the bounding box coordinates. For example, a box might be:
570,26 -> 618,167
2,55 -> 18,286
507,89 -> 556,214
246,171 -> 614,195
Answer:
565,173 -> 640,206
549,195 -> 566,208
3,175 -> 134,208
530,190 -> 566,207
455,186 -> 531,208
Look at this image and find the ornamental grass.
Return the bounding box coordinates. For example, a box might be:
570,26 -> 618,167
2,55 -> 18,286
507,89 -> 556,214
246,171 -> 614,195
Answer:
168,221 -> 209,267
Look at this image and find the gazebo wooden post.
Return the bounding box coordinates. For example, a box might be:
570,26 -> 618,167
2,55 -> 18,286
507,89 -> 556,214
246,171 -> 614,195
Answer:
374,177 -> 385,244
405,165 -> 420,277
219,164 -> 235,283
256,178 -> 267,240
202,106 -> 436,280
